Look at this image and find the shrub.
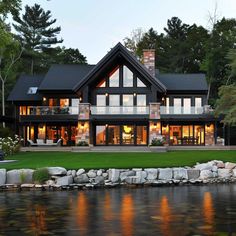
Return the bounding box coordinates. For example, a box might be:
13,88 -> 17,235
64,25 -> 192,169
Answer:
33,168 -> 50,184
0,135 -> 22,156
150,136 -> 165,146
76,141 -> 89,146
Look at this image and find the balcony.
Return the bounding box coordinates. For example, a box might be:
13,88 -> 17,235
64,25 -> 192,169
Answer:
24,106 -> 79,115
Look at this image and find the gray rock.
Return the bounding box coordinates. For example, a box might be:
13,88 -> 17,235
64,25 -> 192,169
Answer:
74,174 -> 89,184
76,168 -> 85,176
7,169 -> 34,184
71,170 -> 76,177
194,163 -> 213,171
225,162 -> 236,170
94,176 -> 104,185
232,169 -> 236,177
56,176 -> 73,186
144,168 -> 158,180
199,170 -> 214,179
218,169 -> 232,178
120,171 -> 136,181
134,171 -> 147,184
45,180 -> 55,185
67,170 -> 72,176
0,169 -> 6,185
87,170 -> 97,178
173,168 -> 188,180
212,165 -> 218,172
125,176 -> 138,184
48,167 -> 67,176
132,168 -> 142,172
215,160 -> 225,168
187,169 -> 200,179
102,173 -> 108,179
21,184 -> 34,188
158,168 -> 173,180
97,170 -> 103,176
109,169 -> 120,183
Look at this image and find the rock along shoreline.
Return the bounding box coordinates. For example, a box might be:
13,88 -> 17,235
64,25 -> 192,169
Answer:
1,160 -> 236,191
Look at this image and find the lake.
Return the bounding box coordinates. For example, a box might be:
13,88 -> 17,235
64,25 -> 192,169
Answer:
0,184 -> 236,235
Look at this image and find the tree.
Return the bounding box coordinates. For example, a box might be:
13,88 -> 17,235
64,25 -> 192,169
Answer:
226,49 -> 236,81
13,3 -> 63,74
0,22 -> 22,127
215,84 -> 236,125
0,0 -> 21,21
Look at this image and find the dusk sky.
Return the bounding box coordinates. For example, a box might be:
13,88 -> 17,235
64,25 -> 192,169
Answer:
19,0 -> 236,64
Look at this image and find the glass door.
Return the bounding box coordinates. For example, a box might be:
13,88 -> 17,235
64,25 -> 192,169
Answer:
122,125 -> 134,145
169,126 -> 182,145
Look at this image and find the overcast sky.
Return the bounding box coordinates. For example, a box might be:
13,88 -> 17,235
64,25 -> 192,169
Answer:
19,0 -> 236,64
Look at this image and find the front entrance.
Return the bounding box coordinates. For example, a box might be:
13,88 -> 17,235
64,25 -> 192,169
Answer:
95,124 -> 148,146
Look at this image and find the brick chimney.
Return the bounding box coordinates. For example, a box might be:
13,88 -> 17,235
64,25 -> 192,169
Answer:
143,49 -> 155,77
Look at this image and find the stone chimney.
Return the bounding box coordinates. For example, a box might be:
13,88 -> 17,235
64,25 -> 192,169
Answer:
143,49 -> 155,77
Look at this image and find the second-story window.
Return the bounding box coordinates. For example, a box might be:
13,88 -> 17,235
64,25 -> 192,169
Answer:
109,95 -> 120,106
109,66 -> 119,87
137,94 -> 146,106
123,65 -> 133,87
137,78 -> 146,87
123,94 -> 133,106
96,94 -> 106,106
60,99 -> 69,107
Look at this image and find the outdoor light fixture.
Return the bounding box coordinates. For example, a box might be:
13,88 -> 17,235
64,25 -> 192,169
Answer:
79,97 -> 82,102
105,93 -> 108,97
134,93 -> 136,96
106,124 -> 108,128
43,97 -> 47,102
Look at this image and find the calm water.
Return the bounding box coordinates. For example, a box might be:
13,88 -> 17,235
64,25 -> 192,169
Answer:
0,185 -> 236,235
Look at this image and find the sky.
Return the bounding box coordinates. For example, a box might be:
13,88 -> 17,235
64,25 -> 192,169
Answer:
19,0 -> 236,64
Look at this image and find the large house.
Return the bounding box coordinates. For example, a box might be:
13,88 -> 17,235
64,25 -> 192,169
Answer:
8,43 -> 217,146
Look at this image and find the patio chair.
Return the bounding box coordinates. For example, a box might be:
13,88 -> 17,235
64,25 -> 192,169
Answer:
52,138 -> 62,146
36,139 -> 45,145
27,139 -> 37,146
46,139 -> 54,145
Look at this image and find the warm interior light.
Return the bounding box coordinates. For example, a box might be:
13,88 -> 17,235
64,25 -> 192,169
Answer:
124,125 -> 131,133
43,97 -> 47,102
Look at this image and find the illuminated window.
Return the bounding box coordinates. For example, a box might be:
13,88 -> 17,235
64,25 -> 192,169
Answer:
109,66 -> 119,87
60,99 -> 69,107
123,65 -> 133,87
137,78 -> 146,87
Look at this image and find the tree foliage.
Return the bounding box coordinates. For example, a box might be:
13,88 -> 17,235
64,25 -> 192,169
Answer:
13,3 -> 63,74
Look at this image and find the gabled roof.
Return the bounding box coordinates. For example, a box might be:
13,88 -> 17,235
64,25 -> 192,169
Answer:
73,42 -> 166,93
157,73 -> 208,91
7,75 -> 44,102
38,64 -> 95,92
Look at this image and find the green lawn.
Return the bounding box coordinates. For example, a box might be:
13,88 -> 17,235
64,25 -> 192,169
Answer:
1,150 -> 236,170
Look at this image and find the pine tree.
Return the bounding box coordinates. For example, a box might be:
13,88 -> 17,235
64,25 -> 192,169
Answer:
13,3 -> 63,74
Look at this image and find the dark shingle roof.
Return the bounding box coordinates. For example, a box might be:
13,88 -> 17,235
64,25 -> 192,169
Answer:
39,64 -> 95,91
7,75 -> 44,102
157,73 -> 208,91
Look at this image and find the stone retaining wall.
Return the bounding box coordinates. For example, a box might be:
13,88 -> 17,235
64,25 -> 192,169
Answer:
1,160 -> 236,191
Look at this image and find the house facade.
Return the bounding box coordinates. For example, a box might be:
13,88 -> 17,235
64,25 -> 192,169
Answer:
8,43 -> 217,146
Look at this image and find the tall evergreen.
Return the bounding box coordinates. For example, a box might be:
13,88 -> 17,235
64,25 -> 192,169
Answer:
13,4 -> 63,74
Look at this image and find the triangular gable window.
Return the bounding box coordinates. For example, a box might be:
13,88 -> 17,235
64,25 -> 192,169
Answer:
109,66 -> 119,87
137,78 -> 146,87
96,78 -> 106,87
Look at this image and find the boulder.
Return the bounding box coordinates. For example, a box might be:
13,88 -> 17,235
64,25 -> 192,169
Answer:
87,170 -> 97,178
215,161 -> 225,168
120,171 -> 136,181
218,169 -> 232,178
135,171 -> 147,184
225,162 -> 236,170
144,168 -> 158,180
67,170 -> 72,176
97,170 -> 103,176
74,174 -> 89,184
47,167 -> 67,176
173,168 -> 188,180
199,170 -> 214,180
187,169 -> 200,180
158,168 -> 173,180
45,180 -> 55,185
232,169 -> 236,177
71,170 -> 76,177
56,176 -> 73,186
125,176 -> 138,184
102,173 -> 108,179
7,169 -> 34,184
0,169 -> 6,185
109,169 -> 120,183
94,176 -> 104,185
76,168 -> 85,176
194,163 -> 214,171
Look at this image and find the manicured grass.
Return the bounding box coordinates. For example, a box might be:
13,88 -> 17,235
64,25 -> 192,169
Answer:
1,150 -> 236,170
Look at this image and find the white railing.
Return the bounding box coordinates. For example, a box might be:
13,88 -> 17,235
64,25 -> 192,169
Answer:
24,106 -> 79,115
90,106 -> 149,115
160,106 -> 205,115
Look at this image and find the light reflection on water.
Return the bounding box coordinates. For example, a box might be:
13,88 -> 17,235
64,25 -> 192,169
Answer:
0,184 -> 236,235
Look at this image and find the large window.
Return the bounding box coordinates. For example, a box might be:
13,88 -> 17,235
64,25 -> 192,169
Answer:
183,98 -> 191,114
96,126 -> 106,145
137,78 -> 146,87
60,99 -> 69,107
123,65 -> 133,87
195,97 -> 202,114
122,125 -> 134,145
173,98 -> 182,114
137,94 -> 146,106
96,94 -> 106,106
108,125 -> 120,145
109,95 -> 120,106
123,95 -> 133,106
109,66 -> 119,87
136,126 -> 147,145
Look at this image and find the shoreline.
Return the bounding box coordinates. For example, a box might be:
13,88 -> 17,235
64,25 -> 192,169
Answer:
1,160 -> 236,191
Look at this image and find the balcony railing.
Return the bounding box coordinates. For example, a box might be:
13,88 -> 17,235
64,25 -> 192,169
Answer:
24,106 -> 79,115
21,105 -> 213,116
90,106 -> 149,115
